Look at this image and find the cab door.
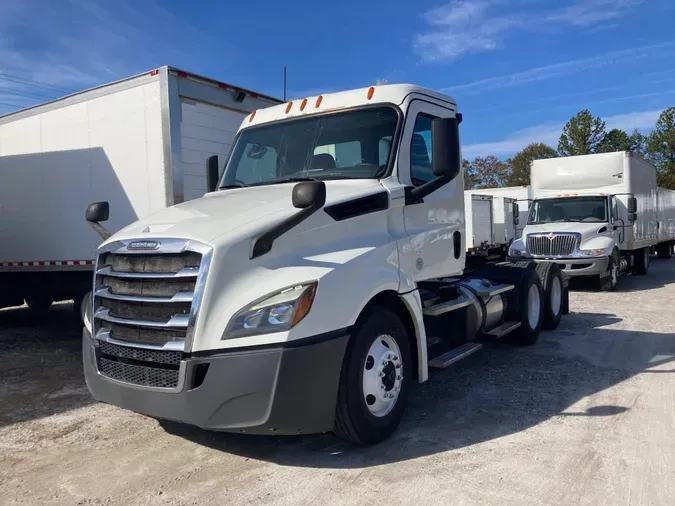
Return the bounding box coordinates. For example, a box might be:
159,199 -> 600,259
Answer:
397,98 -> 464,281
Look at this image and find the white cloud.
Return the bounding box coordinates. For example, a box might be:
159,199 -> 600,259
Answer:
462,108 -> 662,158
442,42 -> 675,95
415,0 -> 645,62
0,0 -> 222,112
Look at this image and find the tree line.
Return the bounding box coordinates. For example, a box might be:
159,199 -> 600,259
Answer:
464,106 -> 675,190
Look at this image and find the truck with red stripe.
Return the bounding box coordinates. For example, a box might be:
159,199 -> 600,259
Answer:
0,67 -> 280,313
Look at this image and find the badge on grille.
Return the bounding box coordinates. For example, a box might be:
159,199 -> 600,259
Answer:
128,240 -> 160,250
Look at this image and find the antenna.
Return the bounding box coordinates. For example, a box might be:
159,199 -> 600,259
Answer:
283,66 -> 287,102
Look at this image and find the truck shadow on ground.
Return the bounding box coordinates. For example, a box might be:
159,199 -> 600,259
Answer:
162,312 -> 675,468
0,304 -> 94,428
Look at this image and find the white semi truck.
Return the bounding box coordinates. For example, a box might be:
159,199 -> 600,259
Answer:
81,84 -> 569,445
508,152 -> 675,290
0,66 -> 280,312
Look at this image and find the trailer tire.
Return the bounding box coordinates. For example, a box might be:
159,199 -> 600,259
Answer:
633,247 -> 649,276
657,243 -> 672,260
25,296 -> 53,313
333,306 -> 412,445
534,263 -> 564,330
506,268 -> 544,346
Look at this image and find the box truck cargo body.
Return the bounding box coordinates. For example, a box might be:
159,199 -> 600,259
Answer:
508,151 -> 675,290
466,190 -> 518,253
470,185 -> 531,235
0,66 -> 281,310
464,193 -> 494,253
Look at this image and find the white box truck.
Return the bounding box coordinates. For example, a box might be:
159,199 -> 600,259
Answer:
657,187 -> 675,258
464,193 -> 494,254
0,66 -> 281,312
81,84 -> 569,446
465,190 -> 518,258
508,151 -> 675,290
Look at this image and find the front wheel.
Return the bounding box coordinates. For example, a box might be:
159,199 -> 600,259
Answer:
599,255 -> 619,291
333,307 -> 412,445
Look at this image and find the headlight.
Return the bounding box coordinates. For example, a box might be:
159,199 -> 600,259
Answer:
224,282 -> 317,339
509,249 -> 523,257
578,249 -> 604,257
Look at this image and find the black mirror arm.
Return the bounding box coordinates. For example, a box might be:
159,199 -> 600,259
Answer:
405,173 -> 455,205
87,221 -> 113,241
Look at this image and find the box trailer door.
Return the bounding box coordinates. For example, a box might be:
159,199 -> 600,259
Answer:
179,99 -> 247,202
472,196 -> 493,248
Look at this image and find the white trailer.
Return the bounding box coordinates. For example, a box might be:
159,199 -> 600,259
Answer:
657,187 -> 675,259
464,193 -> 494,254
466,191 -> 518,254
471,185 -> 531,235
0,66 -> 281,311
81,83 -> 569,446
508,151 -> 675,290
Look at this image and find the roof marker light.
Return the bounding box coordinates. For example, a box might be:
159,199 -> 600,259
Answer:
315,95 -> 323,108
249,110 -> 256,123
367,86 -> 375,100
300,98 -> 308,111
285,101 -> 293,113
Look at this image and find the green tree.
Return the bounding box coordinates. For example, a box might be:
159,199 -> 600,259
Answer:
646,107 -> 675,188
598,128 -> 647,155
558,109 -> 607,156
505,142 -> 558,186
463,159 -> 475,189
467,155 -> 511,188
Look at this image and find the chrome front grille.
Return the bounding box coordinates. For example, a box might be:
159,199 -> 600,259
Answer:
526,233 -> 580,257
92,239 -> 212,389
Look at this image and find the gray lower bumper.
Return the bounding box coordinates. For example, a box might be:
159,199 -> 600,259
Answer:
507,256 -> 610,277
83,328 -> 350,435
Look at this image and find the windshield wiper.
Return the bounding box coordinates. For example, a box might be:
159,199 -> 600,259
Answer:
220,183 -> 248,189
248,176 -> 318,187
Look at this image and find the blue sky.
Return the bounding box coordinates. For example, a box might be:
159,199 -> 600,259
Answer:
1,0 -> 674,158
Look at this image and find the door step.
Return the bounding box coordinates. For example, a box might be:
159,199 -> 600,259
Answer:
423,296 -> 472,316
481,321 -> 521,339
429,342 -> 483,369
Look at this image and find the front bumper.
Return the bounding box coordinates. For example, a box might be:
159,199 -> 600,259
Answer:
507,256 -> 609,277
83,328 -> 350,435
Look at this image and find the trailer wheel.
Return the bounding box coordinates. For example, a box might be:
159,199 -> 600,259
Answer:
657,243 -> 672,260
506,268 -> 544,346
334,306 -> 411,445
633,247 -> 649,276
534,263 -> 564,330
25,296 -> 53,313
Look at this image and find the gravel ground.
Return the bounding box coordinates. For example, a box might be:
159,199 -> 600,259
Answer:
1,259 -> 674,505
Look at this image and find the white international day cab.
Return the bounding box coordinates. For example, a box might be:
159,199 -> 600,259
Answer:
0,66 -> 280,312
508,152 -> 675,291
81,84 -> 570,445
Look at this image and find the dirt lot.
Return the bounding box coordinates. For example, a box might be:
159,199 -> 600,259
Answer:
1,260 -> 674,505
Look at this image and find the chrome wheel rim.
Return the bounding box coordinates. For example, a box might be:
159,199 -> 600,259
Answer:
527,284 -> 541,329
362,334 -> 403,418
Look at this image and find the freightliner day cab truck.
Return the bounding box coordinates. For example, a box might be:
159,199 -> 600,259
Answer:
508,152 -> 675,291
82,84 -> 569,445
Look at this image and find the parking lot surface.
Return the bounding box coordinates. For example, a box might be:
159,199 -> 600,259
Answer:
1,259 -> 674,505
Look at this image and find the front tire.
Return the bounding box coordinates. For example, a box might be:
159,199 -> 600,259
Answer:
599,255 -> 619,291
333,306 -> 412,445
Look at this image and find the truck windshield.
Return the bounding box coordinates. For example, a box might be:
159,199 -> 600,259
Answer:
220,106 -> 399,187
528,196 -> 609,224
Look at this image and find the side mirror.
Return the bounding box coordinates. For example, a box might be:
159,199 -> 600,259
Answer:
292,181 -> 326,209
207,155 -> 220,193
628,197 -> 637,213
85,201 -> 112,241
628,212 -> 637,223
431,117 -> 460,179
514,217 -> 520,226
86,201 -> 109,223
512,202 -> 519,218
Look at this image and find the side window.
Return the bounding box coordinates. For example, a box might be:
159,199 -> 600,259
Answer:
410,114 -> 434,186
314,141 -> 362,168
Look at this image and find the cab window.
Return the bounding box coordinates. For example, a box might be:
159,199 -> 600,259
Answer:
410,114 -> 435,186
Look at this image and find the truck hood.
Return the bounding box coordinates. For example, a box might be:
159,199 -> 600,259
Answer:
522,222 -> 614,249
108,179 -> 384,245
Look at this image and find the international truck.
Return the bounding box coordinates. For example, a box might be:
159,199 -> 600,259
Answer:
0,66 -> 281,313
81,84 -> 569,446
508,151 -> 675,291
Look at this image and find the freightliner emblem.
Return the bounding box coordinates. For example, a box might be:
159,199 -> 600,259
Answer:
128,240 -> 160,250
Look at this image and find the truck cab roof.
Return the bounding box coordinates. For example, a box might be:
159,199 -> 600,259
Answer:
243,84 -> 458,130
